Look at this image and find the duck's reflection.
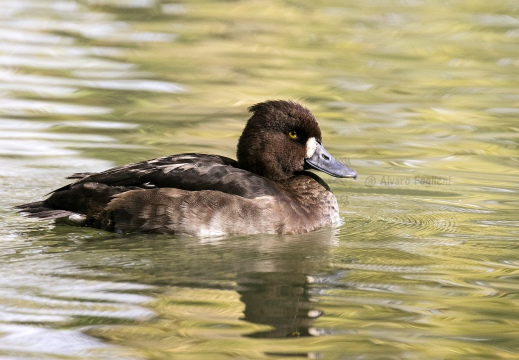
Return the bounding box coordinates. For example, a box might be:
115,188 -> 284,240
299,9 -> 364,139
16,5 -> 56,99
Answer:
234,228 -> 340,338
238,271 -> 320,338
49,225 -> 342,340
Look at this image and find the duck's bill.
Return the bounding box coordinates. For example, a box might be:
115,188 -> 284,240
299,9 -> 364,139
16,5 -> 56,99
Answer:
304,143 -> 357,179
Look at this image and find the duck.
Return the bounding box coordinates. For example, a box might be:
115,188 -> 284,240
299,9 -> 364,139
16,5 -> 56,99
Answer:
16,100 -> 357,236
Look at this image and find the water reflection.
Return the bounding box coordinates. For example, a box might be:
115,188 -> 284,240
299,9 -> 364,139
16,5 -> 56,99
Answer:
238,272 -> 321,338
233,230 -> 339,339
27,228 -> 343,349
0,325 -> 134,359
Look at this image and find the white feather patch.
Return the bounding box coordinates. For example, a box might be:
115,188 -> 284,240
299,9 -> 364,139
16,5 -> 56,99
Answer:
306,137 -> 317,158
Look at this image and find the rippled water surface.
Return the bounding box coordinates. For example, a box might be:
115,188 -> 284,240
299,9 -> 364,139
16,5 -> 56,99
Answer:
1,0 -> 518,359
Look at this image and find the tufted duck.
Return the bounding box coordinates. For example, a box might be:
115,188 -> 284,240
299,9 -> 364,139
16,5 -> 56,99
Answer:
17,100 -> 357,236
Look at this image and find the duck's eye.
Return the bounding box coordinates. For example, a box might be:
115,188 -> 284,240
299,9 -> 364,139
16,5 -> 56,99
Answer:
288,131 -> 298,139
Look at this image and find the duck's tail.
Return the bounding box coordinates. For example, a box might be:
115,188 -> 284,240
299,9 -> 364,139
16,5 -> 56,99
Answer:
15,201 -> 76,220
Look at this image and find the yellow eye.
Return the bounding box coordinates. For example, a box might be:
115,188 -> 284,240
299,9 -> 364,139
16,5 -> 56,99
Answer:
288,131 -> 298,139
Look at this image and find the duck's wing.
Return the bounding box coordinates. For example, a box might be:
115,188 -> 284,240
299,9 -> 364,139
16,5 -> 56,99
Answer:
58,153 -> 279,199
16,153 -> 283,220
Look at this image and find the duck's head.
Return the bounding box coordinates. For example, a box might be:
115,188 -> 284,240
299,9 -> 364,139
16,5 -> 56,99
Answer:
237,100 -> 357,181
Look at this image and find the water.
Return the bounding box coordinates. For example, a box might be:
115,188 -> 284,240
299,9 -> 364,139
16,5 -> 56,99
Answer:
1,0 -> 518,358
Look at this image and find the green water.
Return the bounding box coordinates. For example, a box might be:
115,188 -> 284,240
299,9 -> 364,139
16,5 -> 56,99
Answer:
1,0 -> 518,358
